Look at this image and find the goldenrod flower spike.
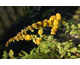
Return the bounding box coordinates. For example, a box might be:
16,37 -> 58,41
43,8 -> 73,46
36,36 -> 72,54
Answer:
5,13 -> 65,47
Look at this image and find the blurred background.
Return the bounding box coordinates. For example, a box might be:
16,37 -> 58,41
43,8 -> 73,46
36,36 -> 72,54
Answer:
0,6 -> 80,58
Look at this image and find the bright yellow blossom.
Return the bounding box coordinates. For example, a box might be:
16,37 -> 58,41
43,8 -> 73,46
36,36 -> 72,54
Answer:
49,15 -> 56,21
27,25 -> 32,31
37,21 -> 42,26
37,38 -> 42,45
13,36 -> 19,41
37,21 -> 42,29
51,28 -> 57,32
38,29 -> 43,35
51,26 -> 58,35
34,38 -> 42,45
32,23 -> 37,28
25,34 -> 31,41
52,25 -> 59,29
51,31 -> 56,35
42,19 -> 48,23
53,19 -> 59,26
22,34 -> 26,39
47,20 -> 52,27
56,13 -> 61,21
43,22 -> 47,27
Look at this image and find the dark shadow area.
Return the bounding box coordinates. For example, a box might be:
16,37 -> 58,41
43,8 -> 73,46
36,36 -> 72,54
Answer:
0,6 -> 79,58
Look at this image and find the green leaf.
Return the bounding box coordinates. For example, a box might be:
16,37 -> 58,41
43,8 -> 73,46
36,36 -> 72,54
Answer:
32,38 -> 35,42
57,43 -> 61,49
66,25 -> 71,32
21,56 -> 28,59
70,30 -> 78,35
48,35 -> 54,40
9,49 -> 14,57
18,53 -> 24,57
70,47 -> 78,53
78,23 -> 80,28
71,24 -> 77,29
59,47 -> 64,54
58,33 -> 65,37
2,50 -> 8,59
21,50 -> 28,56
68,52 -> 71,57
78,50 -> 80,54
77,30 -> 80,37
70,55 -> 77,59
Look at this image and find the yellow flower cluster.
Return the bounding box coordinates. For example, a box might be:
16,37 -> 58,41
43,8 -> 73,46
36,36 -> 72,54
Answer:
49,13 -> 61,35
5,13 -> 63,47
38,29 -> 43,35
34,38 -> 42,45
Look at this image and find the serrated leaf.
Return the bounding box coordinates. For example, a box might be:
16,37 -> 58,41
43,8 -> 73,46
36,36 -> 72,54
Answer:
70,30 -> 78,35
71,24 -> 77,29
64,44 -> 70,50
57,43 -> 61,49
9,49 -> 14,57
48,35 -> 54,40
59,47 -> 64,54
66,25 -> 70,32
78,23 -> 80,28
70,47 -> 78,53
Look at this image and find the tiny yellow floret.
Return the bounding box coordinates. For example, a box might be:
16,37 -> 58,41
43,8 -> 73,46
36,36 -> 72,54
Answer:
53,19 -> 59,26
47,20 -> 52,27
32,23 -> 37,28
38,29 -> 43,35
56,13 -> 61,21
49,15 -> 56,21
62,21 -> 65,24
25,34 -> 31,41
